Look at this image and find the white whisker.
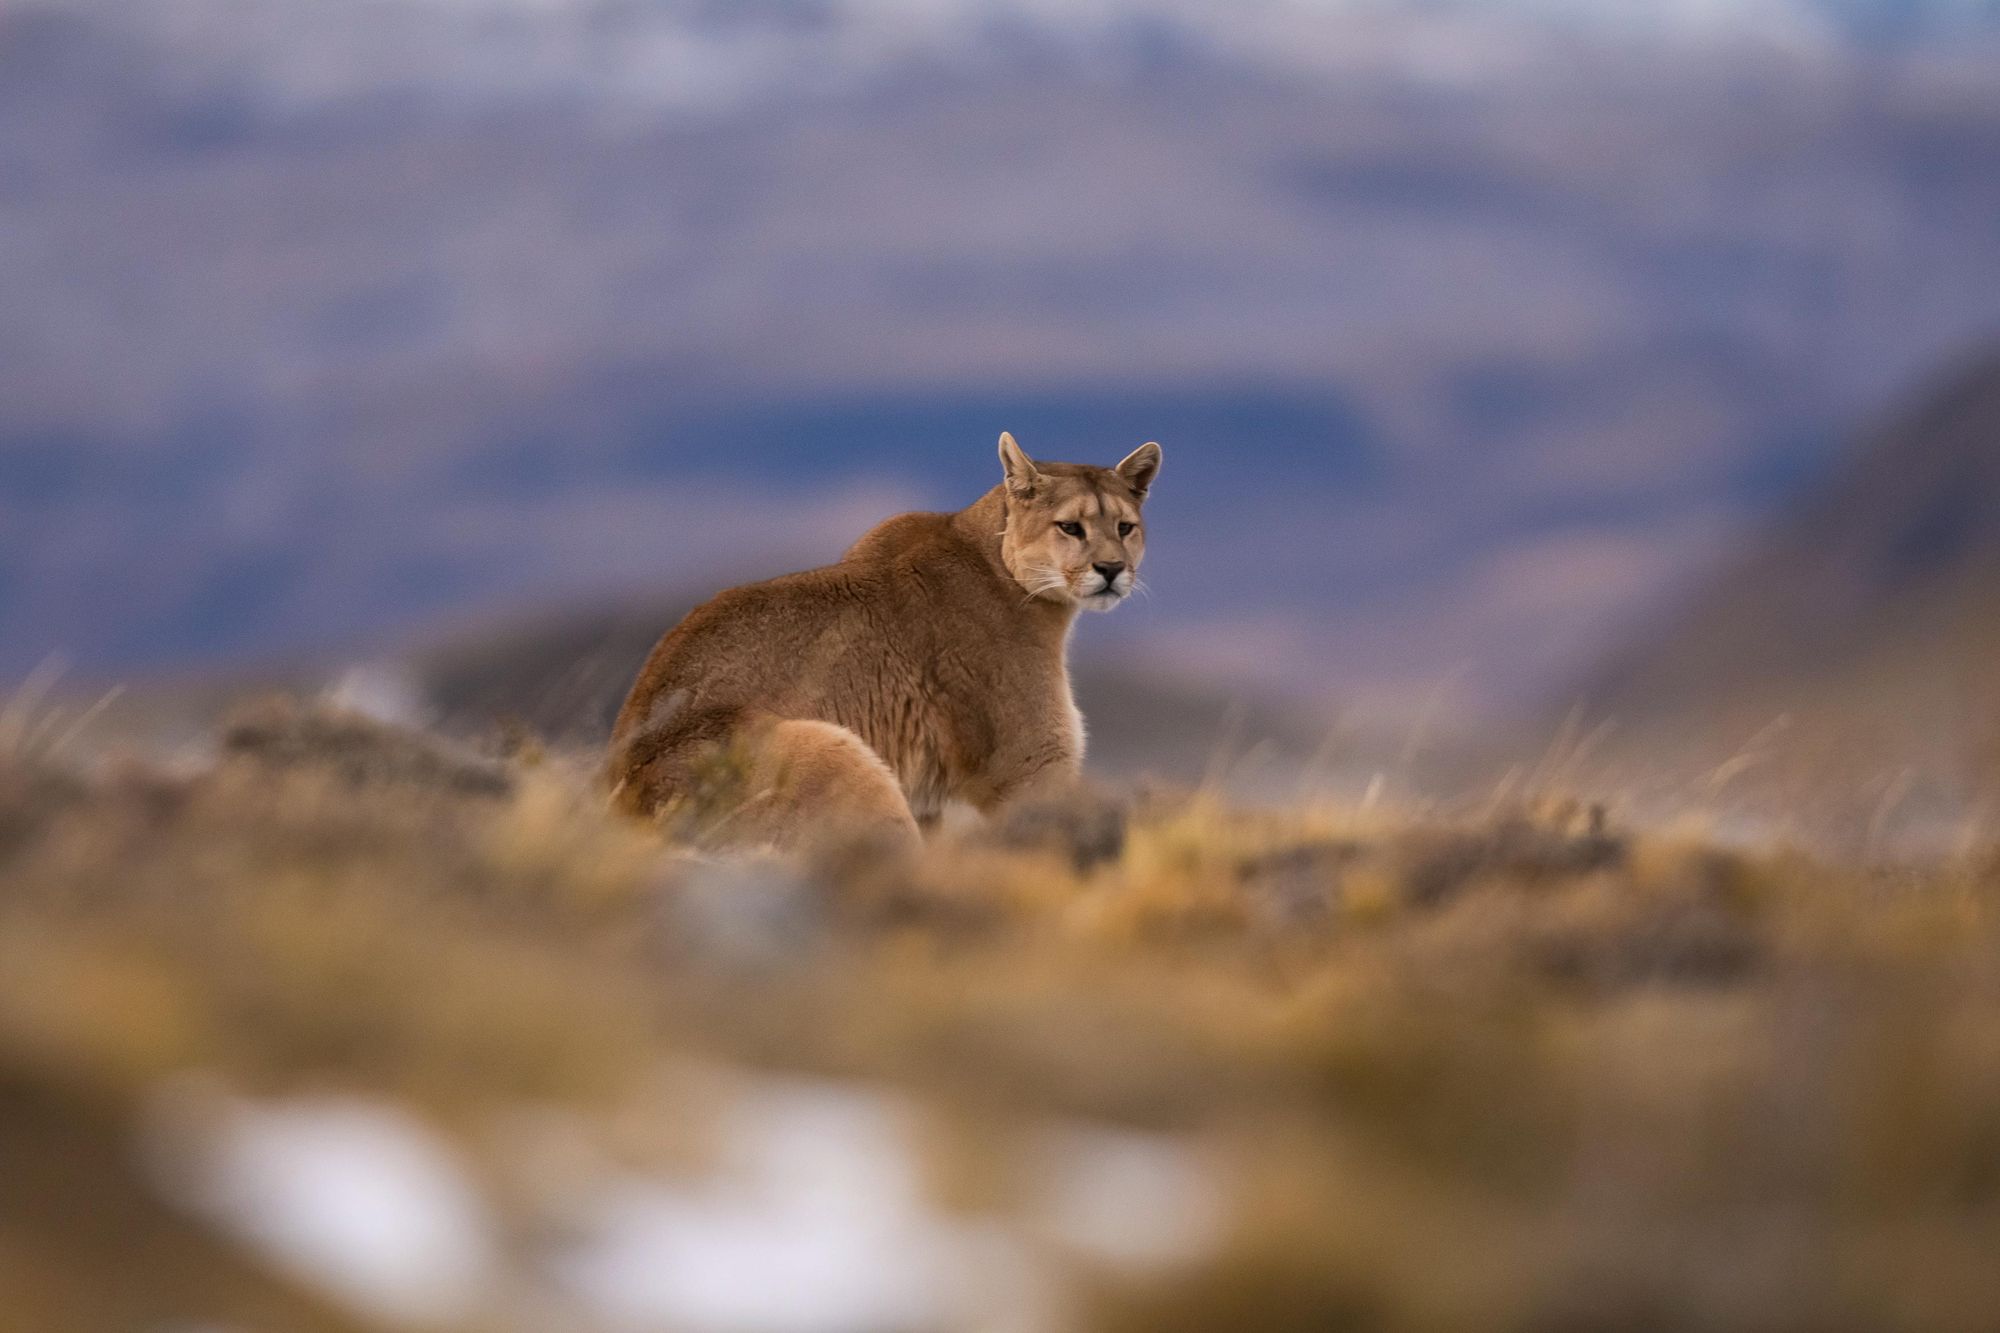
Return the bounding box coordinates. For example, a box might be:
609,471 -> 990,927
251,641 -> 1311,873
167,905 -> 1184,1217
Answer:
1018,571 -> 1071,606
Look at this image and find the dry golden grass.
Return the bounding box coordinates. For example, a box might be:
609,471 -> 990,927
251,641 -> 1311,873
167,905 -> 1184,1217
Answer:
5,697 -> 2000,1330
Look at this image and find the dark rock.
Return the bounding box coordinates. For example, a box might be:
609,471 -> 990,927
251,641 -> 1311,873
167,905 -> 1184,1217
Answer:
218,696 -> 514,798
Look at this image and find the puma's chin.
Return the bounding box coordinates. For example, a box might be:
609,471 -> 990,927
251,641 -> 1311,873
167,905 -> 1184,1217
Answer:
1080,587 -> 1127,613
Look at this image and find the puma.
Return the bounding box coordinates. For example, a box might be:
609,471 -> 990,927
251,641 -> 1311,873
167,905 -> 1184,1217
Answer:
609,433 -> 1160,849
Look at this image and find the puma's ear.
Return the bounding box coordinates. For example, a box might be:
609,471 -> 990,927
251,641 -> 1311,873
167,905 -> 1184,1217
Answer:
1115,441 -> 1161,497
999,431 -> 1041,496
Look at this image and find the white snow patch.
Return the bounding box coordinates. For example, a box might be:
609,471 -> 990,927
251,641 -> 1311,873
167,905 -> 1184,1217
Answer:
552,1075 -> 1058,1333
324,662 -> 434,728
139,1069 -> 1225,1332
1029,1121 -> 1227,1271
143,1083 -> 499,1327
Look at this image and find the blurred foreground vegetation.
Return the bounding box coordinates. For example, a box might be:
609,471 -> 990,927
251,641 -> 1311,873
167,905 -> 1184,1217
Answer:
5,698 -> 2000,1331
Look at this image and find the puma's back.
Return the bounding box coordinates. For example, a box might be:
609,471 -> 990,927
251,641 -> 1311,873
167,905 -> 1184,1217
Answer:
609,434 -> 1161,849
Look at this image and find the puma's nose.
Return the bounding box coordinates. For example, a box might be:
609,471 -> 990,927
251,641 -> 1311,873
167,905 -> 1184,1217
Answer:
1093,561 -> 1126,584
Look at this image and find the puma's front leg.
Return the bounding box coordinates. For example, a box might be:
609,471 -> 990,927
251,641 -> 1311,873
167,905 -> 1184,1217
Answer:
955,684 -> 1086,819
971,736 -> 1084,818
967,734 -> 1128,873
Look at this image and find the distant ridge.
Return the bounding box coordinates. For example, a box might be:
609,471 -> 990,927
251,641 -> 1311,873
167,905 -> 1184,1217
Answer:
1583,346 -> 2000,777
10,0 -> 2000,699
24,0 -> 2000,118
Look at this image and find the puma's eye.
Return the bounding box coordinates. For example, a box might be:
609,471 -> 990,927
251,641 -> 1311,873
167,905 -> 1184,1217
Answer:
1118,522 -> 1137,538
1056,521 -> 1085,538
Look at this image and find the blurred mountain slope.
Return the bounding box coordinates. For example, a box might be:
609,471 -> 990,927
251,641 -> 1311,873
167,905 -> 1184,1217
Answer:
1582,348 -> 2000,780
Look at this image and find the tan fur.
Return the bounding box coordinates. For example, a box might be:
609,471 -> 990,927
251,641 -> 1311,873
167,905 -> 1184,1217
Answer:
608,435 -> 1161,850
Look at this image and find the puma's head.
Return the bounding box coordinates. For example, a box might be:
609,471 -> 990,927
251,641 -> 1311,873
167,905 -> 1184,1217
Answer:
996,432 -> 1161,612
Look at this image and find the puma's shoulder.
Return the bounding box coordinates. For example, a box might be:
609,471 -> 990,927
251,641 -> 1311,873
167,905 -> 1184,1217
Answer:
842,509 -> 969,566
